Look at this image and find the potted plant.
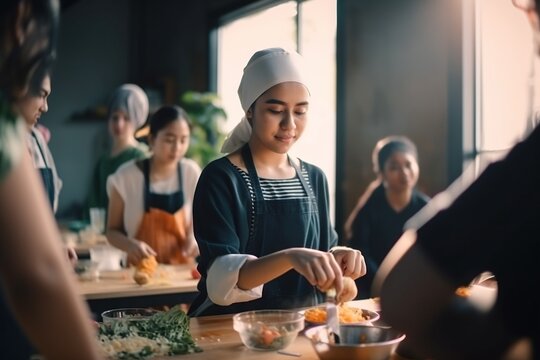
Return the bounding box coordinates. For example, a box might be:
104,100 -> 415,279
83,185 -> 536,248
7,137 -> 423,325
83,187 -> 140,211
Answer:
180,91 -> 227,167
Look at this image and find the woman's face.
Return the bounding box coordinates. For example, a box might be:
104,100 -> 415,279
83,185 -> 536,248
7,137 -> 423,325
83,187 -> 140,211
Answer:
108,110 -> 135,140
15,74 -> 50,129
381,152 -> 419,193
150,118 -> 191,165
248,81 -> 309,154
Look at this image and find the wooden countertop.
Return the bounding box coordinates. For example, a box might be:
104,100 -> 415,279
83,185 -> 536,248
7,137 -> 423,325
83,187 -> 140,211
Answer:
78,264 -> 199,300
152,299 -> 413,360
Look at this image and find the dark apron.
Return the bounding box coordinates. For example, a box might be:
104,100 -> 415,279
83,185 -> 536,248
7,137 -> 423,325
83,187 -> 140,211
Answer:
0,292 -> 36,359
32,131 -> 55,210
134,159 -> 190,264
193,145 -> 324,315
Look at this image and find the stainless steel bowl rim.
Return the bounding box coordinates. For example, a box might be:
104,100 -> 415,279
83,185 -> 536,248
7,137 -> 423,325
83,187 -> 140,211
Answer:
305,324 -> 406,347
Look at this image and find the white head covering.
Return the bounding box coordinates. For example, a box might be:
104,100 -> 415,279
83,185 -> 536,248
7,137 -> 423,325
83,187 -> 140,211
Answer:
108,83 -> 149,130
220,47 -> 310,153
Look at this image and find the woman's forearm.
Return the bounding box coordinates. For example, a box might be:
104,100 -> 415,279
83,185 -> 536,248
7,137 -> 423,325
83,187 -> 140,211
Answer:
237,249 -> 293,290
106,229 -> 135,253
0,155 -> 102,359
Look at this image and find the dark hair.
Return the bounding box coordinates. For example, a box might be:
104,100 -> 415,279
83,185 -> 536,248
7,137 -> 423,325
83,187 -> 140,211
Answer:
0,0 -> 59,100
149,105 -> 192,136
372,135 -> 418,174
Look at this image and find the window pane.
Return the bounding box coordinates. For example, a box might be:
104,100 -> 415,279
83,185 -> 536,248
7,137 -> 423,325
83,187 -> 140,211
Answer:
216,0 -> 337,218
295,0 -> 337,216
217,2 -> 297,135
477,0 -> 533,151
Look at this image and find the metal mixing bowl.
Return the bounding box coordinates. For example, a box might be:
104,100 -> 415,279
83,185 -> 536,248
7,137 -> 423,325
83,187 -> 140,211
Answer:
304,324 -> 405,360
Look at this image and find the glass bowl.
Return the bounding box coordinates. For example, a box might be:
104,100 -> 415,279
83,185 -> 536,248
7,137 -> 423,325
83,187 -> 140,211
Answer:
74,259 -> 100,281
233,309 -> 305,351
101,308 -> 160,324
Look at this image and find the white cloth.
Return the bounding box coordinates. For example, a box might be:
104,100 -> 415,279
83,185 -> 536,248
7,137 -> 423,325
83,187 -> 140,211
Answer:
221,47 -> 311,153
206,254 -> 263,306
108,84 -> 149,130
220,116 -> 252,154
106,158 -> 201,240
27,127 -> 62,213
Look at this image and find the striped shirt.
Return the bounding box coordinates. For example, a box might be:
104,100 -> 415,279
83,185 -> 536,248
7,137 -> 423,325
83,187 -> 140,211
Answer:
233,164 -> 311,200
233,163 -> 312,241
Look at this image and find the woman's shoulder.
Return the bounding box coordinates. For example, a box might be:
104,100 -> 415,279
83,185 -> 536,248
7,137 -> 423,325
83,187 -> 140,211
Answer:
181,157 -> 202,172
133,141 -> 150,155
360,183 -> 386,208
106,160 -> 143,195
413,189 -> 431,205
201,156 -> 234,174
114,142 -> 149,160
198,156 -> 244,190
296,157 -> 325,177
111,159 -> 141,178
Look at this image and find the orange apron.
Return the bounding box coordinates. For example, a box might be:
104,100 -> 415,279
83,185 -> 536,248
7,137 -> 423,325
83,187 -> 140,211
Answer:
134,159 -> 192,264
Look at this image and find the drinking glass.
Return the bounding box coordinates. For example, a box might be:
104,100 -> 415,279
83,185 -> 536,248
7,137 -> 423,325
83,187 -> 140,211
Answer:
89,207 -> 106,234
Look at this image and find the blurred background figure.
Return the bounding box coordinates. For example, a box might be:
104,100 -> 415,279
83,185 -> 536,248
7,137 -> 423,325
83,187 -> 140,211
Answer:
87,83 -> 150,219
106,105 -> 201,266
376,1 -> 540,359
14,71 -> 78,266
15,72 -> 62,213
0,0 -> 102,358
344,135 -> 429,299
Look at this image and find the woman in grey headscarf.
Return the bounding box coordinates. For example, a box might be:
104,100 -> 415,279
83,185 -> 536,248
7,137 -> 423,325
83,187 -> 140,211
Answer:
87,83 -> 150,216
189,48 -> 366,316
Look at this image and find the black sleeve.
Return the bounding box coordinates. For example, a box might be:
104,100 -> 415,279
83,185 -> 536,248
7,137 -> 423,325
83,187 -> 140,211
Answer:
416,126 -> 540,285
192,159 -> 251,277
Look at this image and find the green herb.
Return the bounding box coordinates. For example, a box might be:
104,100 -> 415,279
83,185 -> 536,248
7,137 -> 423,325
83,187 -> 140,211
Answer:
98,305 -> 202,359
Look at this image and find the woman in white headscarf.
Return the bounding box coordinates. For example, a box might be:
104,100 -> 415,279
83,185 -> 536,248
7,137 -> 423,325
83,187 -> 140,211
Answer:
87,83 -> 150,217
189,48 -> 366,316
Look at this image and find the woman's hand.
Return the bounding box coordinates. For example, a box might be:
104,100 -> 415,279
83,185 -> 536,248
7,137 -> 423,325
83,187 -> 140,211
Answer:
286,248 -> 344,295
65,246 -> 78,268
330,246 -> 366,279
127,240 -> 157,265
181,237 -> 200,259
337,276 -> 358,303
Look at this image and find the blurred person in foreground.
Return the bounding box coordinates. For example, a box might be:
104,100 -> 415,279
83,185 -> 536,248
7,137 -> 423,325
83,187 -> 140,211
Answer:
0,0 -> 102,359
375,0 -> 540,359
344,136 -> 429,299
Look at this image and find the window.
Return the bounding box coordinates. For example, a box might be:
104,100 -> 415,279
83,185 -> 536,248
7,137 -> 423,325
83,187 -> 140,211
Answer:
213,0 -> 337,218
466,0 -> 537,175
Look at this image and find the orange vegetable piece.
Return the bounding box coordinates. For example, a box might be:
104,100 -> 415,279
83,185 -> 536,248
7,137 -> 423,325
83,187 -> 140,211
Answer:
133,255 -> 158,285
137,255 -> 158,275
